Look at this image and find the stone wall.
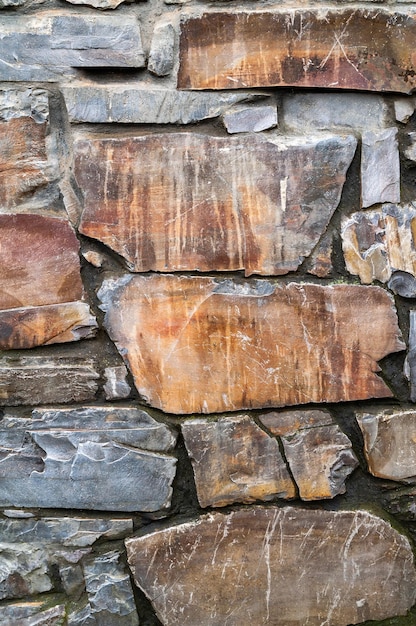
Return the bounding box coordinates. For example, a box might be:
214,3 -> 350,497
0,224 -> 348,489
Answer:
1,0 -> 416,622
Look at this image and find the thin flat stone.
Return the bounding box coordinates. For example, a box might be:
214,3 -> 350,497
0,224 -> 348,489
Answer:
0,601 -> 66,625
361,128 -> 400,208
75,132 -> 356,276
126,507 -> 416,625
178,10 -> 416,93
342,203 -> 416,284
181,415 -> 295,507
98,275 -> 404,414
222,104 -> 278,133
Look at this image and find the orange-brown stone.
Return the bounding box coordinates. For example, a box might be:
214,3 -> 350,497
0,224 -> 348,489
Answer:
179,10 -> 416,93
98,275 -> 404,414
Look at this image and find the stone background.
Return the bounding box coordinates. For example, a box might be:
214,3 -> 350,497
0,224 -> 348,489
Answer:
1,0 -> 416,623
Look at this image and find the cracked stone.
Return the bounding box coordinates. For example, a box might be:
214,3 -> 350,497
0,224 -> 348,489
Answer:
126,506 -> 416,625
361,128 -> 400,208
181,415 -> 295,507
75,132 -> 356,276
98,275 -> 404,414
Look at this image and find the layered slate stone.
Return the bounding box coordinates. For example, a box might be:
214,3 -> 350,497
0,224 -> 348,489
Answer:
0,407 -> 177,511
181,415 -> 296,507
0,600 -> 66,625
126,507 -> 416,626
75,133 -> 356,276
0,214 -> 97,349
222,104 -> 278,134
0,13 -> 144,81
357,408 -> 416,480
342,203 -> 416,284
361,128 -> 400,208
178,10 -> 416,93
98,275 -> 404,414
260,410 -> 358,500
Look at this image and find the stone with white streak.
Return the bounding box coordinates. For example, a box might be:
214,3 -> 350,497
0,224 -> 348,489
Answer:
361,128 -> 400,208
103,365 -> 131,400
222,104 -> 277,133
0,599 -> 66,625
126,506 -> 416,625
148,22 -> 175,76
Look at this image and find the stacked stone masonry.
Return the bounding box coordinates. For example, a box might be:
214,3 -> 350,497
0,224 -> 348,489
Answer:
2,0 -> 416,623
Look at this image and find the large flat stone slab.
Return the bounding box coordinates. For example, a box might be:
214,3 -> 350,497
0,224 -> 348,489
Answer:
98,275 -> 404,414
126,507 -> 416,625
178,10 -> 416,93
0,407 -> 177,511
75,132 -> 356,276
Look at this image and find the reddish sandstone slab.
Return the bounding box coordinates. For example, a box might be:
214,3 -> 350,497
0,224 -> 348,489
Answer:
178,10 -> 416,93
126,507 -> 416,626
98,275 -> 404,414
75,133 -> 356,276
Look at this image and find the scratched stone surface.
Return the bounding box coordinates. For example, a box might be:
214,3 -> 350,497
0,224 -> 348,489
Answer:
126,507 -> 416,626
75,132 -> 356,275
178,10 -> 416,93
181,415 -> 296,507
0,407 -> 177,511
98,275 -> 404,414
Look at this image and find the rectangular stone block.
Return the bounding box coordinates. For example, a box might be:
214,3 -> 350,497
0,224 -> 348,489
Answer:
361,128 -> 400,208
179,10 -> 416,93
98,275 -> 404,414
75,132 -> 356,276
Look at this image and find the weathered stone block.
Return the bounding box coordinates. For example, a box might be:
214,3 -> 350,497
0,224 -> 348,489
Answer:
408,310 -> 416,403
404,131 -> 416,162
342,203 -> 416,284
126,507 -> 416,625
0,407 -> 177,511
98,275 -> 404,414
0,87 -> 49,124
394,96 -> 416,123
361,128 -> 400,208
148,22 -> 175,76
103,365 -> 131,400
388,271 -> 416,298
357,408 -> 416,480
0,356 -> 99,405
178,10 -> 416,93
0,600 -> 66,625
222,104 -> 277,133
75,133 -> 356,275
181,415 -> 295,507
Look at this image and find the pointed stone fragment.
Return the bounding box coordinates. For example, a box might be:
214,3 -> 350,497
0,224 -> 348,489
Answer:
75,132 -> 356,276
181,415 -> 295,507
361,128 -> 400,208
260,410 -> 358,500
357,408 -> 416,481
178,10 -> 416,93
0,407 -> 177,511
126,507 -> 416,626
342,203 -> 416,284
98,275 -> 404,414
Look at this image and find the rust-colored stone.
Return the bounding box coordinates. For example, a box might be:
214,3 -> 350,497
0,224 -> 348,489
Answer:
178,10 -> 416,93
98,275 -> 404,414
75,132 -> 356,276
126,507 -> 416,626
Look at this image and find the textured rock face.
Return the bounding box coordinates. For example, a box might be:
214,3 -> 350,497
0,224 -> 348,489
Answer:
0,407 -> 177,511
361,128 -> 400,208
0,601 -> 66,625
99,275 -> 404,414
181,415 -> 296,507
126,507 -> 416,626
75,133 -> 356,275
178,10 -> 416,93
408,311 -> 416,403
148,22 -> 175,76
357,408 -> 416,480
222,104 -> 278,133
342,203 -> 416,284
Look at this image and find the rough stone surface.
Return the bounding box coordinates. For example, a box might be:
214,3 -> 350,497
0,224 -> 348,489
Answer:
342,203 -> 416,284
260,410 -> 358,500
0,356 -> 99,405
178,10 -> 416,93
361,128 -> 400,208
222,104 -> 277,134
64,0 -> 126,9
408,311 -> 416,403
388,271 -> 416,298
103,366 -> 131,400
181,415 -> 295,507
148,22 -> 175,76
357,408 -> 416,481
282,92 -> 391,133
394,97 -> 416,123
99,275 -> 404,414
0,407 -> 177,511
0,13 -> 144,81
0,600 -> 66,625
0,88 -> 49,124
404,132 -> 416,162
75,132 -> 356,276
126,507 -> 416,626
308,232 -> 333,278
62,85 -> 269,124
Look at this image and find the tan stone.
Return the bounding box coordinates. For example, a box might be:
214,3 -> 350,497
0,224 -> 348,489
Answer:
178,10 -> 416,93
75,132 -> 356,276
126,507 -> 416,626
357,408 -> 416,481
342,204 -> 416,284
181,415 -> 296,507
98,275 -> 404,414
